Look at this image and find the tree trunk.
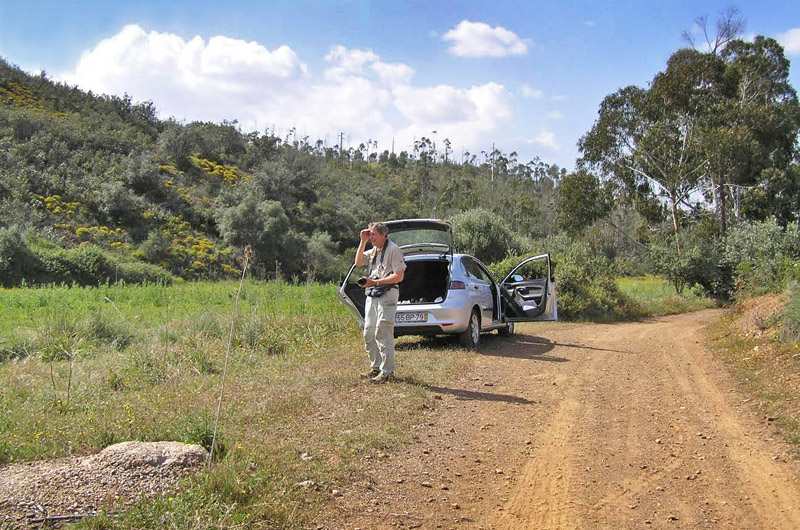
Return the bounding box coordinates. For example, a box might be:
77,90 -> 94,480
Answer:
714,174 -> 727,235
670,190 -> 681,252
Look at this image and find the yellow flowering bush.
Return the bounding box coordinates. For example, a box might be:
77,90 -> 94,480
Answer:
150,216 -> 235,279
0,82 -> 46,111
191,156 -> 250,186
75,225 -> 131,249
37,195 -> 80,216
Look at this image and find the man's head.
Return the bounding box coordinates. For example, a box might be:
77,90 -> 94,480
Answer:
368,222 -> 388,248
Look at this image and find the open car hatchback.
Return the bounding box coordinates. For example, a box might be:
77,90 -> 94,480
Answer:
338,219 -> 557,349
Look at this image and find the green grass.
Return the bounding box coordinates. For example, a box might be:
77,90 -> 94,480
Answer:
617,275 -> 717,317
0,279 -> 472,528
0,276 -> 719,527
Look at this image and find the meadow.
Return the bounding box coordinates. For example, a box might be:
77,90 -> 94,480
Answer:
0,275 -> 713,528
0,279 -> 472,528
617,275 -> 717,316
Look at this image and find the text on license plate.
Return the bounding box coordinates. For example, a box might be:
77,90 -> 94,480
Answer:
396,312 -> 427,323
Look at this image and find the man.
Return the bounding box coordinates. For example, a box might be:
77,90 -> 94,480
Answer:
354,222 -> 406,384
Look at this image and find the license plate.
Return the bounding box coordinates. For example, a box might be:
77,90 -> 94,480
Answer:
396,312 -> 427,323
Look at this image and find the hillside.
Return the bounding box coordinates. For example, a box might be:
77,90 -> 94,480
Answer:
0,58 -> 564,286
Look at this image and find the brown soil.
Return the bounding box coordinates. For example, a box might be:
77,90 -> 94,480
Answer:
318,310 -> 800,529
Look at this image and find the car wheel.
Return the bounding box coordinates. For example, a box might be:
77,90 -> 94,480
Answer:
498,321 -> 514,336
459,310 -> 481,349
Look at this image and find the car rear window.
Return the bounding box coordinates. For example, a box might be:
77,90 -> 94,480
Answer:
389,229 -> 450,249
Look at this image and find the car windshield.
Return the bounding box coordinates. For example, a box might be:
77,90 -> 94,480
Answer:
389,229 -> 450,250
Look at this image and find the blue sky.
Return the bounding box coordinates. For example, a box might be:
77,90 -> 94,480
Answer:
1,1 -> 799,170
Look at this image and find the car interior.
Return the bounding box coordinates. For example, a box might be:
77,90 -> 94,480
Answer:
501,274 -> 549,319
397,258 -> 450,305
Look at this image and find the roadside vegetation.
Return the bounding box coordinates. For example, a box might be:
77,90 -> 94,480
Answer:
0,279 -> 473,527
705,223 -> 800,460
2,8 -> 800,528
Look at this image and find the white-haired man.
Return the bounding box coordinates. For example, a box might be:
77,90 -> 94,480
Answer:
354,222 -> 406,384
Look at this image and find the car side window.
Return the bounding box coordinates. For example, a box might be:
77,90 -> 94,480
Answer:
460,259 -> 473,279
473,262 -> 493,284
463,258 -> 489,284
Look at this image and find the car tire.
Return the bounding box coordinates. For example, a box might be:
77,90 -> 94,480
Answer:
458,309 -> 481,349
498,321 -> 515,336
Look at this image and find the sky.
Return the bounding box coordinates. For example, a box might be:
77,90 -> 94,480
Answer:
1,1 -> 799,171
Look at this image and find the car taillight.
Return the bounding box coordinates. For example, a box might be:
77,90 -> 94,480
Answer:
449,280 -> 466,290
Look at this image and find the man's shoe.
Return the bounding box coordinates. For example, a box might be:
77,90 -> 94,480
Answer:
370,372 -> 392,384
360,369 -> 380,379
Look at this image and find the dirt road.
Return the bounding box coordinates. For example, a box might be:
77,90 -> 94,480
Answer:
322,310 -> 800,529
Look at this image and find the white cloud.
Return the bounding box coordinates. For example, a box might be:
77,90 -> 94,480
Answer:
777,28 -> 800,55
443,20 -> 530,58
584,21 -> 596,27
392,82 -> 513,146
297,77 -> 392,138
323,45 -> 413,86
323,45 -> 379,81
550,94 -> 568,102
371,62 -> 414,86
547,111 -> 564,120
63,24 -> 309,124
528,132 -> 560,151
61,26 -> 513,158
522,84 -> 544,99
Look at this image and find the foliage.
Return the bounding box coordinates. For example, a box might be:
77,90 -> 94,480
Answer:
0,226 -> 39,286
555,170 -> 613,236
782,281 -> 800,343
0,230 -> 172,287
546,239 -> 627,321
0,56 -> 580,285
305,230 -> 350,283
1,43 -> 799,298
451,208 -> 524,264
724,218 -> 800,297
648,227 -> 725,296
579,34 -> 800,237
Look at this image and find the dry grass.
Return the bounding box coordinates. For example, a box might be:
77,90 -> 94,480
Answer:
0,281 -> 474,528
707,296 -> 800,456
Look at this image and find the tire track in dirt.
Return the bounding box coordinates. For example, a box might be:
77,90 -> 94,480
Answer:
493,311 -> 800,529
321,310 -> 800,530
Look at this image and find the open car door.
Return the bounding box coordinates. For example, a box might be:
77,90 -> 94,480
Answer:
500,254 -> 558,322
339,263 -> 366,328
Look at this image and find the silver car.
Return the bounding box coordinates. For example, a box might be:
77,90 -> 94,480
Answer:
338,219 -> 557,348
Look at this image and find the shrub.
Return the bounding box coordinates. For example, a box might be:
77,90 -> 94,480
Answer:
14,239 -> 174,287
723,219 -> 800,297
649,237 -> 724,296
305,230 -> 348,283
450,208 -> 523,264
116,260 -> 173,284
0,227 -> 40,287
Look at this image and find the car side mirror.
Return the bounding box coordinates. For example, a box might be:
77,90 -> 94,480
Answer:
512,274 -> 524,283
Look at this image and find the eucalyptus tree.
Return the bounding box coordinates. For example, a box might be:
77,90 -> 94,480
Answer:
580,35 -> 800,244
705,36 -> 800,232
555,171 -> 613,237
578,76 -> 707,246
